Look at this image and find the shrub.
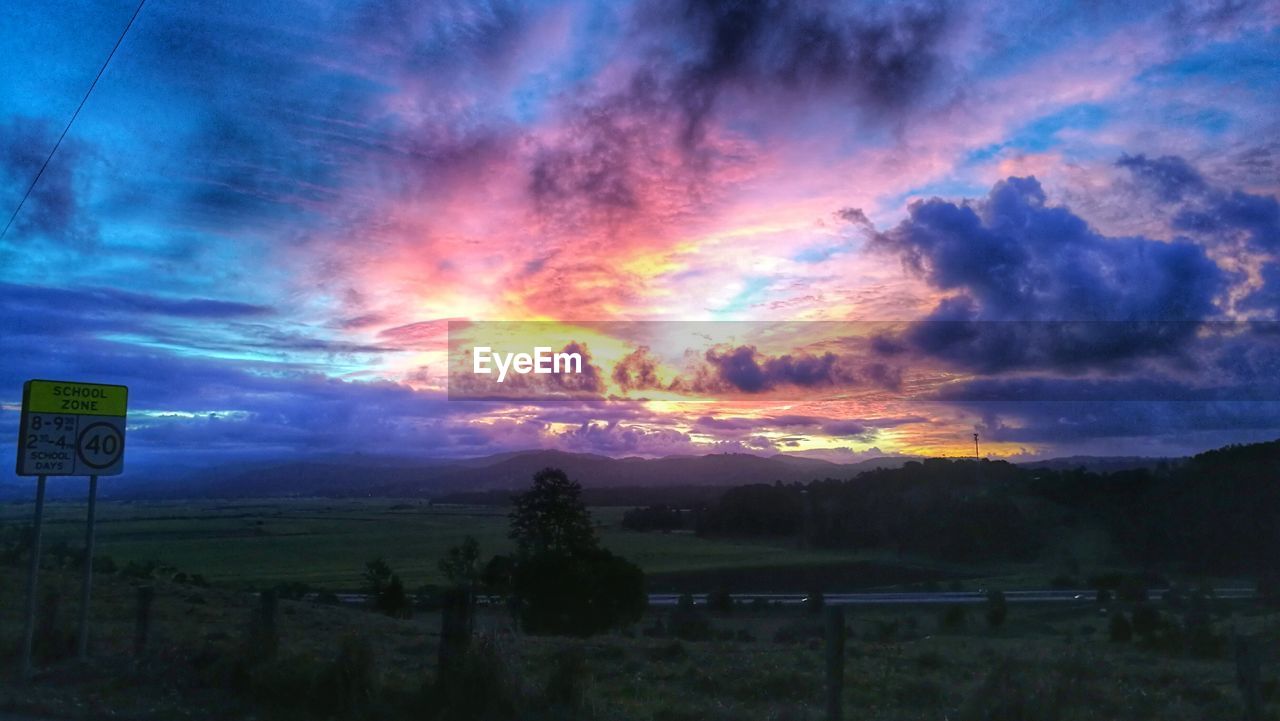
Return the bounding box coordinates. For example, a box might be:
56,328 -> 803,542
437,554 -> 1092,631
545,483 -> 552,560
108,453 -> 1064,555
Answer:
1109,613 -> 1132,642
985,590 -> 1008,629
381,575 -> 413,618
1131,603 -> 1161,639
316,636 -> 378,717
957,661 -> 1062,721
648,640 -> 686,662
514,549 -> 645,636
706,586 -> 734,615
772,620 -> 824,644
542,646 -> 594,716
35,589 -> 73,662
939,604 -> 968,632
429,634 -> 523,721
804,590 -> 825,615
670,593 -> 712,641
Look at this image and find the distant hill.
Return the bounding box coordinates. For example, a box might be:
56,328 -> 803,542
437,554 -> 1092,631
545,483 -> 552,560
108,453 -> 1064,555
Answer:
1016,456 -> 1178,473
145,449 -> 918,499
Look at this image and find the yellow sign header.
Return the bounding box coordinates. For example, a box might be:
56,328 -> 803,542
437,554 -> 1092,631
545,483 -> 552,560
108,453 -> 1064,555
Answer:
24,380 -> 128,417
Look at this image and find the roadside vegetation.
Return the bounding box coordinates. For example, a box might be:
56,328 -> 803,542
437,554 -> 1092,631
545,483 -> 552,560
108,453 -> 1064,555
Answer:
0,438 -> 1277,719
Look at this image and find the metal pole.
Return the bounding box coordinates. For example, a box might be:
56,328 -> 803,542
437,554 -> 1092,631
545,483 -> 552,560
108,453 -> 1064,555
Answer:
77,475 -> 98,661
20,475 -> 48,679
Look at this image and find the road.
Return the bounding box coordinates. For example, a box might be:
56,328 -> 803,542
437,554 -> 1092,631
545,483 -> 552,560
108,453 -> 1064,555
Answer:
326,588 -> 1255,607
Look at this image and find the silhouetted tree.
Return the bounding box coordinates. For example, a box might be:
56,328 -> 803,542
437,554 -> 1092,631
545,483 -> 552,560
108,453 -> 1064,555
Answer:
363,558 -> 411,618
439,536 -> 481,589
510,468 -> 599,557
507,468 -> 645,636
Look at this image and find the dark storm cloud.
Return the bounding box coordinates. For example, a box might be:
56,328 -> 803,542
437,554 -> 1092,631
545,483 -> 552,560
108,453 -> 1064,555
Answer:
647,0 -> 952,145
970,401 -> 1280,444
693,345 -> 899,394
871,176 -> 1226,372
527,76 -> 658,216
0,116 -> 94,242
1118,153 -> 1280,252
1173,190 -> 1280,251
1115,153 -> 1208,202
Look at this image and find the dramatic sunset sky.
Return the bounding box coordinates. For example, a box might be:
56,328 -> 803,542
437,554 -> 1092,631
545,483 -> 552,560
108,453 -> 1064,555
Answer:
2,0 -> 1279,475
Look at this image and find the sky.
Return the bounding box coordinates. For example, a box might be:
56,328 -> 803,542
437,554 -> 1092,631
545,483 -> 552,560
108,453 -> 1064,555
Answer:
2,0 -> 1279,476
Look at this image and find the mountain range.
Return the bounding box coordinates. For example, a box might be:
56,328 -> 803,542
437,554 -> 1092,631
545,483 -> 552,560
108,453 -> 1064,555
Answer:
57,449 -> 1176,500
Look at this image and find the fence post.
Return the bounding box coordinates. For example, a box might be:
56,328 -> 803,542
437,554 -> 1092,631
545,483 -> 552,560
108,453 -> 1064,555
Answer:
438,587 -> 474,681
19,474 -> 48,679
825,605 -> 845,721
1235,634 -> 1262,721
134,585 -> 154,658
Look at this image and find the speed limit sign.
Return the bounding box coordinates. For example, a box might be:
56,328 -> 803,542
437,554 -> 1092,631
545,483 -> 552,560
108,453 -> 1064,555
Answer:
16,380 -> 127,476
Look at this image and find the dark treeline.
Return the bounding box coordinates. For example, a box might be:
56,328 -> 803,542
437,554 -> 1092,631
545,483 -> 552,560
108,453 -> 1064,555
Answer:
687,439 -> 1280,572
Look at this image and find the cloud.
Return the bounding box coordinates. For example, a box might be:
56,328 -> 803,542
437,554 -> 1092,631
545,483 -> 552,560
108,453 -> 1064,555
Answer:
871,175 -> 1226,371
691,344 -> 899,394
0,116 -> 95,243
612,345 -> 663,391
1115,154 -> 1208,202
642,0 -> 954,146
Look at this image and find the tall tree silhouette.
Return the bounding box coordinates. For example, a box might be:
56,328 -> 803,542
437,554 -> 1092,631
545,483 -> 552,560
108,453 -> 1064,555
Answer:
509,467 -> 598,558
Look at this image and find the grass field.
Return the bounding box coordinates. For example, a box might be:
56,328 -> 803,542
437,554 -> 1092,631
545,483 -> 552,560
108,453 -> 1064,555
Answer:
0,498 -> 943,590
1,562 -> 1275,721
1,498 -> 1276,719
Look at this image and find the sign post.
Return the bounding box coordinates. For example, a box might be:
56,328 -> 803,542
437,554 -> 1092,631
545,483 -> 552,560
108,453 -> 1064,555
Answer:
19,475 -> 46,679
77,474 -> 98,660
15,379 -> 127,676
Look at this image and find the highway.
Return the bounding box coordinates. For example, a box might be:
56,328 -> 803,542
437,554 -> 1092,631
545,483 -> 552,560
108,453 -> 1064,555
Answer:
326,588 -> 1256,607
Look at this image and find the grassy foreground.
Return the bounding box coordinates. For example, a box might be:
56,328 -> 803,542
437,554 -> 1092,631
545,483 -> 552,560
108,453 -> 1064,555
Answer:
1,563 -> 1276,720
0,499 -> 950,590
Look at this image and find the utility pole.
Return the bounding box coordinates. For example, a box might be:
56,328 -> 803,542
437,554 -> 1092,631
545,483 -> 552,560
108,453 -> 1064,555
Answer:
973,433 -> 981,485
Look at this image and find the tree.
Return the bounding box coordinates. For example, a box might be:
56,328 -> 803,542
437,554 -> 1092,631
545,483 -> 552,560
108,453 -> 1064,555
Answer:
509,468 -> 599,557
363,558 -> 393,596
507,468 -> 645,636
439,536 -> 481,589
363,558 -> 411,618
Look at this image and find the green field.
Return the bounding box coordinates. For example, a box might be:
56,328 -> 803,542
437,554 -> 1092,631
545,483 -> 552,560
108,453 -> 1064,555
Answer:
0,498 -> 928,590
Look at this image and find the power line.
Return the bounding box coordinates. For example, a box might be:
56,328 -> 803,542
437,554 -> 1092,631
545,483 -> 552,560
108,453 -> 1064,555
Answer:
0,0 -> 148,242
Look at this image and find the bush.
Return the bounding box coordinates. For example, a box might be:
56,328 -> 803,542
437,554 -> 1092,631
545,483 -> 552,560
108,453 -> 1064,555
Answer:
804,590 -> 825,615
706,586 -> 734,615
772,620 -> 824,644
542,646 -> 594,716
957,661 -> 1065,721
986,590 -> 1008,629
429,634 -> 523,721
1131,603 -> 1161,639
35,589 -> 73,662
514,549 -> 645,636
939,604 -> 968,632
1109,613 -> 1132,642
316,636 -> 378,717
670,593 -> 712,641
